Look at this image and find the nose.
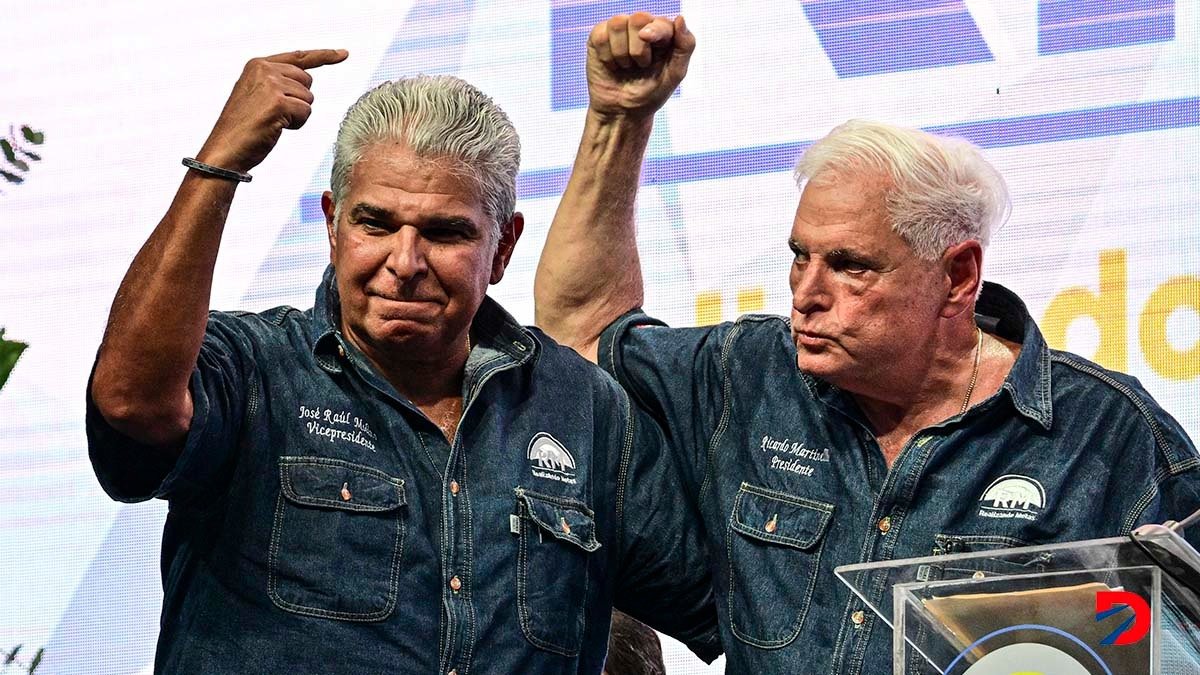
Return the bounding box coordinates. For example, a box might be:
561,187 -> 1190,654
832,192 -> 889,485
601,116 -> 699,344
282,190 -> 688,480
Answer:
386,227 -> 428,284
790,261 -> 831,316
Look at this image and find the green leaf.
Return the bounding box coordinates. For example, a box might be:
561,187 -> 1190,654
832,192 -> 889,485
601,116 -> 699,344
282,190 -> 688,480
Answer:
27,648 -> 43,673
0,169 -> 23,184
18,149 -> 41,162
20,127 -> 44,145
4,645 -> 20,665
0,330 -> 28,391
0,139 -> 14,162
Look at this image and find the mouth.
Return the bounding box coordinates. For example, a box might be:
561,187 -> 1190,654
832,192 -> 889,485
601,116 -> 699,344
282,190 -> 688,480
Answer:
793,329 -> 835,348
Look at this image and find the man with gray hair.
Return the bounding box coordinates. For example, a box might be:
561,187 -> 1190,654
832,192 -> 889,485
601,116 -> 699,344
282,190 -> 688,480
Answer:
87,49 -> 719,673
534,13 -> 1200,673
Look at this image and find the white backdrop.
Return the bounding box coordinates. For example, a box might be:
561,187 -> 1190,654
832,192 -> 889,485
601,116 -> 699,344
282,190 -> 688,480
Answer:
1,1 -> 1196,672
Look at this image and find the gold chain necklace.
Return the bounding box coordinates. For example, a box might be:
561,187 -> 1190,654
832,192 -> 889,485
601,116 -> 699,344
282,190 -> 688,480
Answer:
959,327 -> 983,415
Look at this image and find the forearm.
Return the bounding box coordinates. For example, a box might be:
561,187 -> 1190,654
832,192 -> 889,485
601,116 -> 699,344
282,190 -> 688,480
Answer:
91,171 -> 238,445
534,110 -> 654,357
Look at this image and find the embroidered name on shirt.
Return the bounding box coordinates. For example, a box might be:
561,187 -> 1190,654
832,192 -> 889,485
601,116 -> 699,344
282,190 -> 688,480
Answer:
298,404 -> 377,452
978,475 -> 1045,522
760,435 -> 831,477
528,432 -> 577,484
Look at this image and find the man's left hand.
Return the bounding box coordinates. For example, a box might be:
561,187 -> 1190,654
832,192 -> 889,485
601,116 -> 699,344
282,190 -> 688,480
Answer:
586,13 -> 695,122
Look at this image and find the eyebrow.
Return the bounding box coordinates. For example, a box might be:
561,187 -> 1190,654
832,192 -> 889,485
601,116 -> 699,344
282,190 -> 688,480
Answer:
347,203 -> 481,234
347,203 -> 394,222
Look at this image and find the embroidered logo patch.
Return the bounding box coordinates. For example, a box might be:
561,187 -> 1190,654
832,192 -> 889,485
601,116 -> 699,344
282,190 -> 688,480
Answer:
978,475 -> 1046,522
528,432 -> 577,485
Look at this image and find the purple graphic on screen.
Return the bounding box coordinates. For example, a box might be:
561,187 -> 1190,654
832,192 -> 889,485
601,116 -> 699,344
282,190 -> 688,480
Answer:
1038,0 -> 1174,55
799,0 -> 994,77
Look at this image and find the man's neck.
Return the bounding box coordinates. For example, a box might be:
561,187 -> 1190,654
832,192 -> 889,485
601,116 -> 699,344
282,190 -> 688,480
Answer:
850,322 -> 1018,466
347,329 -> 471,406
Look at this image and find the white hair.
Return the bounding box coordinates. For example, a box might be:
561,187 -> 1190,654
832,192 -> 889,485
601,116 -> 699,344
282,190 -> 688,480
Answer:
794,120 -> 1011,260
331,75 -> 521,239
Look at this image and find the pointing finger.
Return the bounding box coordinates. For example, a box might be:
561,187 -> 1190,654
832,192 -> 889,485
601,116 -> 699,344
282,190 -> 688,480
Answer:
265,49 -> 349,70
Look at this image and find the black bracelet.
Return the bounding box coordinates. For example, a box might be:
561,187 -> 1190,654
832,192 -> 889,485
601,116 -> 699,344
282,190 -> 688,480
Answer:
182,157 -> 252,183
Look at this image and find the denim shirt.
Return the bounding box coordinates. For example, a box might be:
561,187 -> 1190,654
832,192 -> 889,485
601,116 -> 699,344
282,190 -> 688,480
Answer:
86,266 -> 720,675
598,281 -> 1200,674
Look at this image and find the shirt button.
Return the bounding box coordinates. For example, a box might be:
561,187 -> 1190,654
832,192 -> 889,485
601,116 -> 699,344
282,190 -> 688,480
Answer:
337,344 -> 345,358
449,575 -> 462,592
448,671 -> 457,675
764,515 -> 778,534
449,480 -> 460,495
877,516 -> 892,534
851,610 -> 866,626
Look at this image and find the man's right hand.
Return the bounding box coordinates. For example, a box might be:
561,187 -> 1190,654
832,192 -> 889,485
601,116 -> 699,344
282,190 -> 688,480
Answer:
195,49 -> 348,174
586,13 -> 694,122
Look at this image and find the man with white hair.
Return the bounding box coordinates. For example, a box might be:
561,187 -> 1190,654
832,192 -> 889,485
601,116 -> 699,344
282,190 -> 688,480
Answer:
87,49 -> 720,673
534,13 -> 1200,673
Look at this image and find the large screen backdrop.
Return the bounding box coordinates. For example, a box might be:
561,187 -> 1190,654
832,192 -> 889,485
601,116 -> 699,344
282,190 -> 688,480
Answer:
2,1 -> 1196,672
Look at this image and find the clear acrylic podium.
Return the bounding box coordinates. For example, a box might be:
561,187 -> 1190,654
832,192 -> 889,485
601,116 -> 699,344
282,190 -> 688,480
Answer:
835,529 -> 1200,674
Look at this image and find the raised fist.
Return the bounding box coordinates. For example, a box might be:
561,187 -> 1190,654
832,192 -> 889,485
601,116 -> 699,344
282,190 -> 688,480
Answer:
586,13 -> 694,121
195,49 -> 348,174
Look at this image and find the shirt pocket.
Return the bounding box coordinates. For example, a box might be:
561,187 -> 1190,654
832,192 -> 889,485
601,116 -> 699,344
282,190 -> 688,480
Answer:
726,483 -> 834,648
925,533 -> 1052,581
269,456 -> 407,621
513,488 -> 601,657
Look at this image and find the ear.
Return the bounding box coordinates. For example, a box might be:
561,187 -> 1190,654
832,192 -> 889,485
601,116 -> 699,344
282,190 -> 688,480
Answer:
940,239 -> 983,319
489,212 -> 525,285
321,191 -> 338,263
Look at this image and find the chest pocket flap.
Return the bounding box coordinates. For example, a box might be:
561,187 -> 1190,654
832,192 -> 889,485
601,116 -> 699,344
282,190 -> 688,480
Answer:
731,483 -> 833,550
517,489 -> 601,552
280,456 -> 406,513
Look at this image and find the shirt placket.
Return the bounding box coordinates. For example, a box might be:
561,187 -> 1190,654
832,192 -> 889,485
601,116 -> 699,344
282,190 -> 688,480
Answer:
834,426 -> 940,675
439,428 -> 473,675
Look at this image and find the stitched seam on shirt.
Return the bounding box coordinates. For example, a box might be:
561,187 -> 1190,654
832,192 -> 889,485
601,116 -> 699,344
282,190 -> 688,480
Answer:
615,391 -> 634,558
699,323 -> 743,500
460,448 -> 476,673
1050,355 -> 1178,470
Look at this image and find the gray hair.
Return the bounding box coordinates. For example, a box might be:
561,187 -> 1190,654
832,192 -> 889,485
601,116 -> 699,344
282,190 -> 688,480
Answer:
331,74 -> 521,239
794,120 -> 1010,260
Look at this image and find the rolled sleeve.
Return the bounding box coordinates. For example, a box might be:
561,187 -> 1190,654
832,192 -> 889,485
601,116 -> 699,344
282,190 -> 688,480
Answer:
86,312 -> 254,506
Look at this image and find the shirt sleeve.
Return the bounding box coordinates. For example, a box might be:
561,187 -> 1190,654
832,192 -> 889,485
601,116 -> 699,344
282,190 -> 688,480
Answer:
1112,378 -> 1200,548
597,310 -> 732,494
86,311 -> 256,507
611,390 -> 722,663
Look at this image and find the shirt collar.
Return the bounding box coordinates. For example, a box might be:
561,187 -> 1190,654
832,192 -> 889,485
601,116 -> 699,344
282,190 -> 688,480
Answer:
309,264 -> 538,374
977,280 -> 1054,429
800,281 -> 1053,429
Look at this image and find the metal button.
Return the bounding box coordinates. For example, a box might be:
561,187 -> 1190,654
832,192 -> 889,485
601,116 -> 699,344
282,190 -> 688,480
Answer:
448,671 -> 457,675
449,576 -> 462,592
340,482 -> 352,501
449,480 -> 460,495
560,516 -> 571,535
337,344 -> 345,358
972,570 -> 986,580
877,516 -> 892,534
764,514 -> 778,534
851,610 -> 865,626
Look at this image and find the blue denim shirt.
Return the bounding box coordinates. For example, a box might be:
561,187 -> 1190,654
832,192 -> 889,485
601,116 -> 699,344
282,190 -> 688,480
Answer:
598,281 -> 1200,674
87,266 -> 720,675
